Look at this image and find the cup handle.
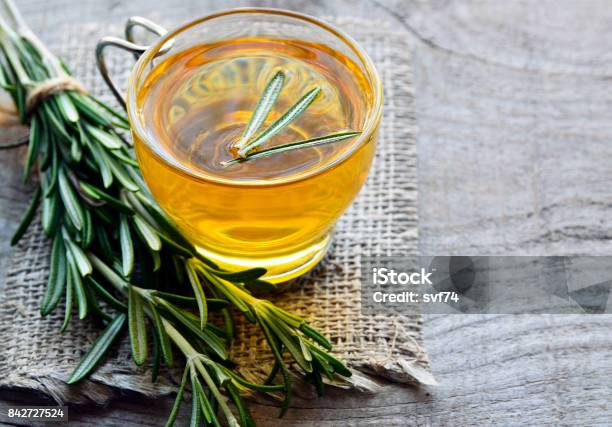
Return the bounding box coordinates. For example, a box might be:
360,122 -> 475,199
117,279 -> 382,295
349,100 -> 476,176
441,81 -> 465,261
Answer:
95,17 -> 169,109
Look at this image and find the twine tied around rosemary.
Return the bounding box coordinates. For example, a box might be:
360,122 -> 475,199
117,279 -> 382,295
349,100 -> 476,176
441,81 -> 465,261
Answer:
0,76 -> 87,148
25,76 -> 86,115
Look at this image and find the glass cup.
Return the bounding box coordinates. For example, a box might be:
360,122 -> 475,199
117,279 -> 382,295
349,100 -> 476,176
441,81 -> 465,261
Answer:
98,9 -> 382,283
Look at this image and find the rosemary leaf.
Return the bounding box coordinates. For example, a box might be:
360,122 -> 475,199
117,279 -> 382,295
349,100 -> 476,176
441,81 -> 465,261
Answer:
226,383 -> 256,427
220,305 -> 235,343
15,79 -> 25,124
11,185 -> 40,245
132,191 -> 196,251
227,131 -> 361,165
43,146 -> 58,197
40,126 -> 53,169
150,291 -> 197,308
62,228 -> 92,276
85,124 -> 123,149
264,360 -> 281,385
79,182 -> 133,214
22,114 -> 39,182
191,372 -> 214,425
238,86 -> 321,157
149,302 -> 173,367
256,312 -> 292,416
59,264 -> 73,333
58,167 -> 84,230
67,250 -> 88,320
112,147 -> 139,167
227,370 -> 284,393
119,214 -> 134,277
150,248 -> 161,271
40,234 -> 66,315
151,291 -> 228,310
87,276 -> 127,311
314,353 -> 335,384
165,365 -> 189,427
85,137 -> 113,188
81,208 -> 93,248
124,190 -> 159,225
186,260 -> 207,329
205,267 -> 267,283
310,360 -> 325,396
243,279 -> 276,293
70,134 -> 82,162
309,345 -> 352,377
86,94 -> 130,127
68,93 -> 111,128
156,299 -> 227,360
154,234 -> 195,258
133,214 -> 162,251
106,154 -> 139,191
128,285 -> 148,365
55,92 -> 79,123
67,313 -> 126,384
298,335 -> 313,362
41,190 -> 60,235
42,101 -> 71,142
300,323 -> 332,350
265,302 -> 304,328
93,223 -> 115,263
264,314 -> 312,373
200,269 -> 255,322
0,62 -> 9,87
234,70 -> 285,150
189,374 -> 202,427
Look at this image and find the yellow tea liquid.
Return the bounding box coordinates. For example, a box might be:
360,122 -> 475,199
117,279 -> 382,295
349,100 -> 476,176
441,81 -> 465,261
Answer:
134,37 -> 376,282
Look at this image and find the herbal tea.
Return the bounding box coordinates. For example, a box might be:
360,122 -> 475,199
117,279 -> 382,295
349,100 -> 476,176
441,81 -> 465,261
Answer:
134,37 -> 377,281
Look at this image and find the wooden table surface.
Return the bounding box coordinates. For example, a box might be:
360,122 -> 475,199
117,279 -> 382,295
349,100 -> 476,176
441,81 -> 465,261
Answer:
1,1 -> 612,425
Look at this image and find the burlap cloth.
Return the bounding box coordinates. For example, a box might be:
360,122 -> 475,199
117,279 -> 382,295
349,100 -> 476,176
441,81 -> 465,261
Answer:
0,18 -> 432,405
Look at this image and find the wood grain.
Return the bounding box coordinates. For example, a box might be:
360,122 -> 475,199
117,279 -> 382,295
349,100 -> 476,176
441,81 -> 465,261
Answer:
1,0 -> 612,425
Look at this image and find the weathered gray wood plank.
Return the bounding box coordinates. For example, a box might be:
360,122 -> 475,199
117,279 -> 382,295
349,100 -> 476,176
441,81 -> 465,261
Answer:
1,0 -> 612,426
387,0 -> 612,256
0,147 -> 34,285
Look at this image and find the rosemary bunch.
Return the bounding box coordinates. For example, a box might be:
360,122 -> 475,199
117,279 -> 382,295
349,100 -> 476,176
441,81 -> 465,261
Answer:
0,1 -> 351,425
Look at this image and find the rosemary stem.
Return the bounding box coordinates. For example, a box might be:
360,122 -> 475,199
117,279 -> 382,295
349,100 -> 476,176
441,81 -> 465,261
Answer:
0,24 -> 31,85
193,358 -> 239,426
86,252 -> 150,301
2,0 -> 66,77
2,0 -> 26,33
162,319 -> 239,427
87,252 -> 128,292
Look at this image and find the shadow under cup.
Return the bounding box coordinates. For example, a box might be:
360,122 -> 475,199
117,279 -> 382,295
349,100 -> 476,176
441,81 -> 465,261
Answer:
127,9 -> 382,283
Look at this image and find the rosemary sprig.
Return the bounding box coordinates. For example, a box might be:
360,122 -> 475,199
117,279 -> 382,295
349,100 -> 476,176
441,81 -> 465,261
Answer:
227,71 -> 361,164
1,1 -> 352,425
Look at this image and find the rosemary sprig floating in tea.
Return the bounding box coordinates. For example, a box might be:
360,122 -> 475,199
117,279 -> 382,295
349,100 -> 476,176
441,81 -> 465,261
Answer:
226,70 -> 362,165
0,1 -> 351,425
